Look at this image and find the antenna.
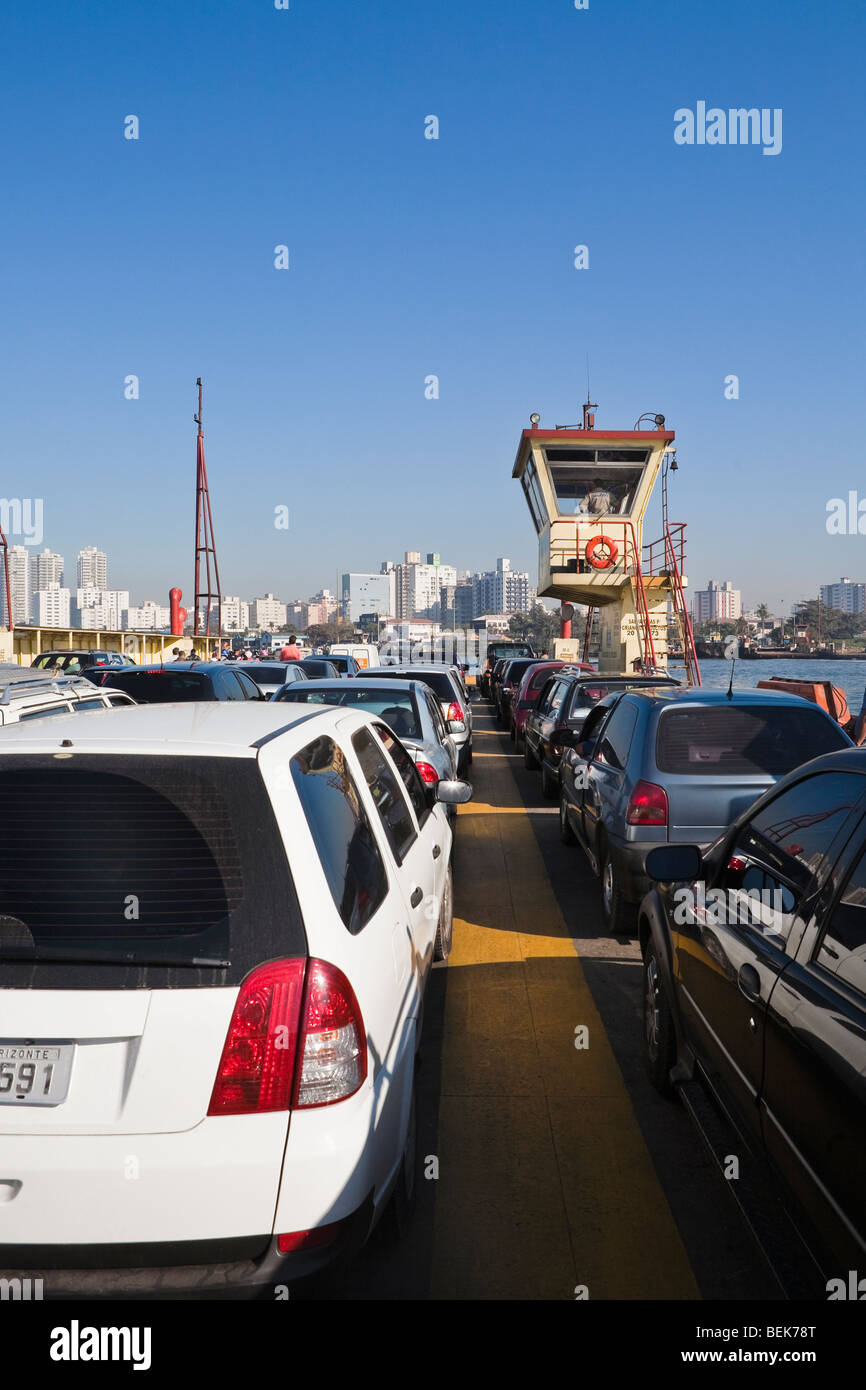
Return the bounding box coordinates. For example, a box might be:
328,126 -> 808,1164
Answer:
726,655 -> 735,699
193,377 -> 222,639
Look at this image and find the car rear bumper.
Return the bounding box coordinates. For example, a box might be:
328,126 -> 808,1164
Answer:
613,836 -> 710,904
0,1194 -> 375,1299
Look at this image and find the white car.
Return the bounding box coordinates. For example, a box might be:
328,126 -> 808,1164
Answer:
0,701 -> 470,1294
0,666 -> 135,725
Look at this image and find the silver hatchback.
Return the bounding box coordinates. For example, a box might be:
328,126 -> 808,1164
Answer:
559,686 -> 853,934
272,677 -> 459,791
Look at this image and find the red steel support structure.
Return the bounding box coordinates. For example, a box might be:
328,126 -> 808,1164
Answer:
0,525 -> 11,634
193,378 -> 222,639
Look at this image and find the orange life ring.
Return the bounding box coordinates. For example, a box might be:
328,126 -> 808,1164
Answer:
586,535 -> 618,569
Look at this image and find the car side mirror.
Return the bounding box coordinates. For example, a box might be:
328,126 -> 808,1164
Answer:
436,779 -> 473,805
645,844 -> 703,882
447,719 -> 466,734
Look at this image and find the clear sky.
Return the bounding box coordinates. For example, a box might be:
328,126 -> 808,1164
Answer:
0,0 -> 863,616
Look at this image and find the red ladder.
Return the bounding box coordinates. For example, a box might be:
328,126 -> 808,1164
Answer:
663,525 -> 701,686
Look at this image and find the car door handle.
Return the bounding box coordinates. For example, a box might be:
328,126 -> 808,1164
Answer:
432,844 -> 441,859
737,963 -> 761,1002
410,886 -> 424,908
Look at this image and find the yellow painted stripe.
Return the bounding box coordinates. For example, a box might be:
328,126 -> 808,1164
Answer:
431,717 -> 700,1301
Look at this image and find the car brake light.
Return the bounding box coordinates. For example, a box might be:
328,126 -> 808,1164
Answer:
415,760 -> 439,785
208,959 -> 307,1116
626,780 -> 668,826
293,959 -> 367,1108
446,701 -> 463,722
727,855 -> 746,871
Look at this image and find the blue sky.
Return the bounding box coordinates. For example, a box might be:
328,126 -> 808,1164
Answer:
0,0 -> 863,615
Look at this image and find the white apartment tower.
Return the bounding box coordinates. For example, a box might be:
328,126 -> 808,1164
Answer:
35,582 -> 71,627
77,546 -> 108,589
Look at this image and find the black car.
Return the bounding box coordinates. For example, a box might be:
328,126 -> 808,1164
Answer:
32,650 -> 135,674
524,672 -> 680,799
84,661 -> 265,702
296,657 -> 341,680
641,747 -> 866,1283
479,641 -> 535,700
494,658 -> 540,727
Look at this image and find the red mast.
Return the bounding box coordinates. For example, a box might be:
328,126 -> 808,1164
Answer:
0,524 -> 11,633
193,377 -> 221,638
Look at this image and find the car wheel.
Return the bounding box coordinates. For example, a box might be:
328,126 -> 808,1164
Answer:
541,760 -> 558,800
523,737 -> 539,771
599,843 -> 634,935
379,1082 -> 418,1242
433,866 -> 454,962
643,941 -> 676,1095
559,792 -> 577,845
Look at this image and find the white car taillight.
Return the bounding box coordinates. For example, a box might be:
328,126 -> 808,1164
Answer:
294,959 -> 367,1108
207,958 -> 366,1116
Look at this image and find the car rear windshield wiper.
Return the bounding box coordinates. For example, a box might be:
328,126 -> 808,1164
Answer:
0,947 -> 231,968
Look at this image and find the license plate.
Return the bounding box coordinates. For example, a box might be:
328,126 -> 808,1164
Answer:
0,1041 -> 75,1107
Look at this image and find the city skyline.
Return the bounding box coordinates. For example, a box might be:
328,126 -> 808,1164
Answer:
3,530 -> 852,632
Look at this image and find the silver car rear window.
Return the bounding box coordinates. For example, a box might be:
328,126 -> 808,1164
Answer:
656,704 -> 849,777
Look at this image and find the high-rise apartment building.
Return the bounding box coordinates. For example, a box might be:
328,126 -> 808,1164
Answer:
820,577 -> 866,615
35,582 -> 71,627
77,546 -> 108,589
250,593 -> 287,629
693,580 -> 742,624
341,572 -> 395,624
75,589 -> 129,629
125,600 -> 170,631
31,548 -> 64,592
3,545 -> 32,625
221,596 -> 250,632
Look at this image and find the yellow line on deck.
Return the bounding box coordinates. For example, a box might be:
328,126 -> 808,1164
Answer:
431,718 -> 699,1301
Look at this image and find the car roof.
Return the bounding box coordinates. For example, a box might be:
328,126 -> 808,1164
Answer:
285,678 -> 421,692
0,699 -> 343,756
616,686 -> 827,708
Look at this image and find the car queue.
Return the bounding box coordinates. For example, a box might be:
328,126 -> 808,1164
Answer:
484,649 -> 866,1290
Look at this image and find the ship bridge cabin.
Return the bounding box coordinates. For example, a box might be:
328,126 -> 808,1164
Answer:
512,413 -> 699,681
512,423 -> 675,605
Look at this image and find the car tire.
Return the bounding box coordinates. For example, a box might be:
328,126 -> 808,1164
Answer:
541,760 -> 558,800
433,866 -> 454,962
643,940 -> 676,1096
524,737 -> 539,771
559,792 -> 577,845
599,842 -> 634,935
379,1082 -> 418,1243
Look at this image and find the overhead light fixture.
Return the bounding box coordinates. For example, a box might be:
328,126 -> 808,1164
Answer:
529,413 -> 541,427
